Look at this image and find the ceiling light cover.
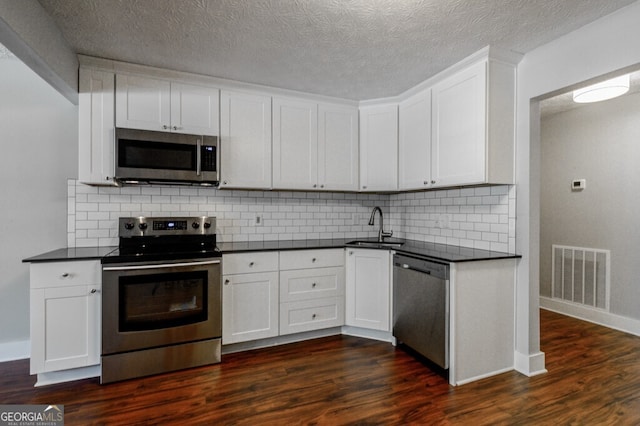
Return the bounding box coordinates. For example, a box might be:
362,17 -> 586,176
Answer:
573,74 -> 630,103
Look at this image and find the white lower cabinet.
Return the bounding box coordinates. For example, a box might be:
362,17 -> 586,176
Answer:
29,261 -> 101,374
345,248 -> 391,331
279,249 -> 345,335
222,252 -> 279,344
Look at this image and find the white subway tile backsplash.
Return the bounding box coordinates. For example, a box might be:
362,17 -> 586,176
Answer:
67,181 -> 516,253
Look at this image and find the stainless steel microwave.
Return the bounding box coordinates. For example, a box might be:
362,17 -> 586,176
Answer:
115,128 -> 219,186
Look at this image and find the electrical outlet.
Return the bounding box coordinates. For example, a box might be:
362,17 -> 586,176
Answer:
255,215 -> 263,226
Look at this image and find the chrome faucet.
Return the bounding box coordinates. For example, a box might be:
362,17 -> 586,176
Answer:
368,206 -> 393,242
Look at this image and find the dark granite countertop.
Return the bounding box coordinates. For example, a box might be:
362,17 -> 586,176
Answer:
219,237 -> 520,263
23,238 -> 520,264
22,246 -> 118,263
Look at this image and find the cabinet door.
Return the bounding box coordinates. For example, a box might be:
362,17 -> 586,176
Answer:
222,272 -> 279,344
219,91 -> 272,189
399,90 -> 432,190
78,68 -> 116,185
116,74 -> 171,131
272,97 -> 318,190
431,60 -> 487,187
318,103 -> 359,191
170,82 -> 219,136
30,285 -> 100,374
359,104 -> 398,192
345,249 -> 391,331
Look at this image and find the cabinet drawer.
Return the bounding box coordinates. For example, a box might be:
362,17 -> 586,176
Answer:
279,248 -> 344,270
280,297 -> 344,335
280,267 -> 345,302
223,252 -> 279,275
30,260 -> 101,289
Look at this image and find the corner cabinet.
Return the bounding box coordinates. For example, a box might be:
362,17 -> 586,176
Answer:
29,261 -> 101,376
431,58 -> 516,187
272,98 -> 359,191
116,74 -> 219,136
222,252 -> 279,344
359,103 -> 398,192
345,248 -> 391,331
78,68 -> 116,185
398,89 -> 432,190
219,90 -> 272,189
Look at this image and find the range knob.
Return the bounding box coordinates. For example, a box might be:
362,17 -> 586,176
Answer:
138,223 -> 148,230
203,222 -> 211,229
192,221 -> 200,229
124,222 -> 135,230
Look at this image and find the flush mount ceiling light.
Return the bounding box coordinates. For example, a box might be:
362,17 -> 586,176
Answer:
573,74 -> 630,103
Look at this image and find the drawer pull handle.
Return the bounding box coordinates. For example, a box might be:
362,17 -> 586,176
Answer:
249,262 -> 254,267
61,273 -> 70,278
90,289 -> 97,294
312,314 -> 317,319
312,258 -> 316,263
312,282 -> 317,288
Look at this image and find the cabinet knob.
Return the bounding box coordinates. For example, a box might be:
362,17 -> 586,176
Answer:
249,262 -> 254,267
423,180 -> 429,185
362,185 -> 367,189
312,282 -> 317,288
222,181 -> 228,185
90,288 -> 98,294
313,184 -> 317,188
162,125 -> 170,130
431,180 -> 436,184
172,126 -> 179,131
224,279 -> 230,285
61,273 -> 70,278
320,185 -> 324,188
312,258 -> 316,263
312,314 -> 317,319
349,251 -> 354,255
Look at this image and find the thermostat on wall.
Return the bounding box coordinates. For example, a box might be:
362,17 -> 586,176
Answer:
571,179 -> 586,191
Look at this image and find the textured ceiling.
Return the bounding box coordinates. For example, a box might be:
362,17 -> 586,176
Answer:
38,0 -> 638,100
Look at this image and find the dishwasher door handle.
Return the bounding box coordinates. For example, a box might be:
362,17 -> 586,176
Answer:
395,263 -> 433,275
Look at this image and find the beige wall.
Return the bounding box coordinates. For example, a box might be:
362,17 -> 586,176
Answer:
540,91 -> 640,320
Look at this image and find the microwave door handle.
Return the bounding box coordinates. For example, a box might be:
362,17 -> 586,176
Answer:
196,138 -> 202,176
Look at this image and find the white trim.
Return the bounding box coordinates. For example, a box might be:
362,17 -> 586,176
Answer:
540,297 -> 640,337
454,366 -> 515,386
341,326 -> 393,343
221,327 -> 341,355
35,365 -> 100,387
514,350 -> 547,377
0,339 -> 30,362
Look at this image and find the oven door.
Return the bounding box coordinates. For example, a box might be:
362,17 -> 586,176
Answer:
115,128 -> 218,184
102,259 -> 221,355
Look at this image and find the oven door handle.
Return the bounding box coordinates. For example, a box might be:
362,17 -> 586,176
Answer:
103,259 -> 220,271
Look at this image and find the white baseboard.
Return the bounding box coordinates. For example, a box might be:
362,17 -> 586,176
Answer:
0,339 -> 29,362
35,365 -> 100,387
340,326 -> 393,343
514,350 -> 547,377
540,296 -> 640,337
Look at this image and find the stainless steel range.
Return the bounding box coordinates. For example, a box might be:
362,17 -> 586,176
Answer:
101,216 -> 221,384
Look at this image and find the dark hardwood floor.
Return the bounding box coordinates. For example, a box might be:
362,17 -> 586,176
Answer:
1,309 -> 639,425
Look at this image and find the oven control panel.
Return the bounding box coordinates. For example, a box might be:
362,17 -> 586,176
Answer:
119,216 -> 215,237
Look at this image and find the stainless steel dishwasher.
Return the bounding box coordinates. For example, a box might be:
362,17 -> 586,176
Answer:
393,253 -> 449,369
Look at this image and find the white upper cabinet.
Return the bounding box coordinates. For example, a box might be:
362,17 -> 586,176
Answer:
219,90 -> 272,189
318,103 -> 359,191
78,67 -> 116,186
116,74 -> 219,136
398,89 -> 432,190
272,97 -> 319,190
431,57 -> 515,187
170,82 -> 220,136
359,104 -> 398,192
272,98 -> 358,191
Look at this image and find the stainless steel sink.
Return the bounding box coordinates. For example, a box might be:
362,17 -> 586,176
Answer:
347,240 -> 405,248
